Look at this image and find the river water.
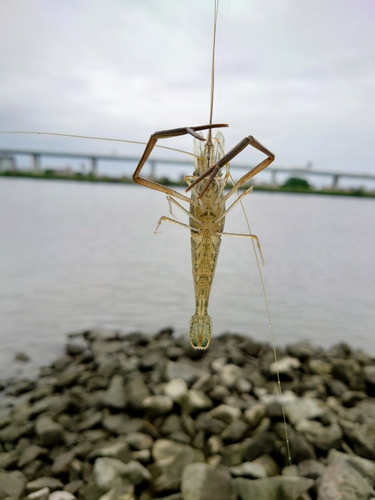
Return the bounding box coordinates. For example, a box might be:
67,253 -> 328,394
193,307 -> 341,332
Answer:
1,177 -> 374,379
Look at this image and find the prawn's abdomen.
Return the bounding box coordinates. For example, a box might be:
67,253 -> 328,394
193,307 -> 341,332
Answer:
189,314 -> 212,349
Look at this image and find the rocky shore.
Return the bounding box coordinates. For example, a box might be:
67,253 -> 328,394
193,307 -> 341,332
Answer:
0,328 -> 375,500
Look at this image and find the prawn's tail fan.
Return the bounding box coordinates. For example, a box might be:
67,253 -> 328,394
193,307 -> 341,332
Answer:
189,314 -> 212,349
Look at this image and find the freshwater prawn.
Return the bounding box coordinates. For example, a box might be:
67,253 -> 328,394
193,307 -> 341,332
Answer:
132,1 -> 275,349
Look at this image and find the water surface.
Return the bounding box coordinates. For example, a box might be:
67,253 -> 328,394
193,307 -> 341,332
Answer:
1,177 -> 374,379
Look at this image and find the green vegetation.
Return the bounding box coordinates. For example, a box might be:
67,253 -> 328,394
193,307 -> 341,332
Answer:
282,177 -> 311,190
1,169 -> 374,198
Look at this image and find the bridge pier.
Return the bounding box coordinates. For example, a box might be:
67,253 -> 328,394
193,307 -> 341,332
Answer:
90,157 -> 98,176
271,170 -> 278,187
149,160 -> 156,180
332,174 -> 340,189
32,153 -> 41,172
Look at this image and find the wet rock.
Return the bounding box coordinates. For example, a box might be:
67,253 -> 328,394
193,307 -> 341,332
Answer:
142,395 -> 173,417
0,470 -> 27,499
35,415 -> 65,447
234,476 -> 314,500
101,375 -> 127,410
318,449 -> 375,500
181,462 -> 234,500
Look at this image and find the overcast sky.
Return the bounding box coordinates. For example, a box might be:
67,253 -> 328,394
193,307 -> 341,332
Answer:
1,0 -> 374,174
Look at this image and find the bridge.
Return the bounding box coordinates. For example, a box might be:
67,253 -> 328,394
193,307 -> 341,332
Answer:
1,148 -> 374,189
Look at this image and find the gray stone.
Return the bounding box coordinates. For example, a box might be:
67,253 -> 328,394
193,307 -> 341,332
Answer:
220,419 -> 249,444
96,485 -> 135,500
220,442 -> 245,467
35,415 -> 65,447
253,455 -> 280,477
0,450 -> 18,469
0,421 -> 33,442
101,375 -> 127,410
124,432 -> 153,450
235,378 -> 252,393
164,361 -> 206,383
234,476 -> 314,500
309,359 -> 332,375
229,461 -> 267,479
31,394 -> 70,417
318,449 -> 375,500
209,404 -> 241,424
295,419 -> 342,452
181,462 -> 234,500
269,356 -> 301,379
52,448 -> 77,475
119,460 -> 151,486
125,378 -> 151,412
298,459 -> 326,480
102,414 -> 145,435
49,492 -> 77,500
328,450 -> 375,485
0,470 -> 27,499
181,390 -> 213,415
151,439 -> 201,493
195,412 -> 226,434
77,481 -> 106,500
93,457 -> 131,491
284,397 -> 325,425
219,364 -> 245,389
25,487 -> 50,500
18,445 -> 48,467
88,441 -> 131,463
25,477 -> 64,494
244,404 -> 266,429
341,420 -> 375,460
244,432 -> 276,462
164,378 -> 188,403
331,358 -> 364,390
142,395 -> 173,417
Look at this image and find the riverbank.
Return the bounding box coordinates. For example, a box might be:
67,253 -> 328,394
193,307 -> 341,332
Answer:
1,170 -> 375,198
0,329 -> 374,500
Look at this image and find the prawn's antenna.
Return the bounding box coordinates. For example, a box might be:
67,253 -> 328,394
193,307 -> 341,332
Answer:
208,0 -> 220,141
229,174 -> 292,469
0,131 -> 196,158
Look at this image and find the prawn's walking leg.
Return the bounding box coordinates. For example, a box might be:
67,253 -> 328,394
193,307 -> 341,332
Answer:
133,123 -> 227,203
186,135 -> 274,198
